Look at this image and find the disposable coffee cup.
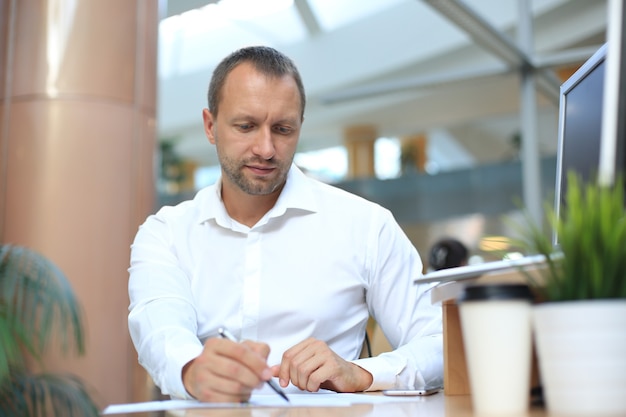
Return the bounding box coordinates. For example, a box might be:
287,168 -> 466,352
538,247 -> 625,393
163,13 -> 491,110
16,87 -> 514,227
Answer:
458,283 -> 534,415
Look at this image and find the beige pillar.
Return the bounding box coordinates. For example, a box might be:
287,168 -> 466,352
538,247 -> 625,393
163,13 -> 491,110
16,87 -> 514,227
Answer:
344,125 -> 377,179
0,0 -> 157,408
401,133 -> 428,173
180,160 -> 198,193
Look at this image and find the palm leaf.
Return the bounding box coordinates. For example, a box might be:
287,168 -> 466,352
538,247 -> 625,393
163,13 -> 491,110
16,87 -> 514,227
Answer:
0,371 -> 99,417
0,245 -> 85,382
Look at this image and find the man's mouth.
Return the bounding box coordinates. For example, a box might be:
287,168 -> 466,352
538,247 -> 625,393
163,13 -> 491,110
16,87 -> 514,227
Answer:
246,165 -> 275,176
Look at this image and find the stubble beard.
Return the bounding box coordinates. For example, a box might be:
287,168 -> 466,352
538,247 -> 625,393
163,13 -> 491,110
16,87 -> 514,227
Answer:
218,152 -> 293,196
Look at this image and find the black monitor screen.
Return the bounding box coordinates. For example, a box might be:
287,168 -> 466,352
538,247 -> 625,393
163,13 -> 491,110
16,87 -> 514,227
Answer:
560,60 -> 605,195
554,45 -> 607,241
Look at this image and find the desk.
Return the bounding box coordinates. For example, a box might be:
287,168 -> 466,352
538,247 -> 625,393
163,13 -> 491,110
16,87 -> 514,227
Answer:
166,393 -> 549,417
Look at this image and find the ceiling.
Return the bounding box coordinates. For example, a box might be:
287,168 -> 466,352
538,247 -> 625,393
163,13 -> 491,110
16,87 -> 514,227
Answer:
157,0 -> 608,176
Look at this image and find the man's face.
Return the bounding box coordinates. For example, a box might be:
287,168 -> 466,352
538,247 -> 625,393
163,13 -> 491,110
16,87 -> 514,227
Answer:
203,62 -> 303,196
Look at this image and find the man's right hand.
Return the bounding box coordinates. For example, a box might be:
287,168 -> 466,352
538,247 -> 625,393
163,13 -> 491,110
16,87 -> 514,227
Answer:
182,337 -> 273,402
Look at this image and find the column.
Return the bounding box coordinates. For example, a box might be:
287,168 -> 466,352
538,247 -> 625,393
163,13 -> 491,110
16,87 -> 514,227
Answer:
400,133 -> 428,174
344,124 -> 377,179
0,0 -> 158,408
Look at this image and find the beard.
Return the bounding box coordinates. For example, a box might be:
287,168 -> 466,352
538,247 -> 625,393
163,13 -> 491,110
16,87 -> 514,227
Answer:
217,148 -> 294,196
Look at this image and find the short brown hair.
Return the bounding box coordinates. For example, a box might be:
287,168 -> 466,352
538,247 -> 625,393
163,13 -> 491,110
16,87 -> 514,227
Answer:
207,46 -> 306,119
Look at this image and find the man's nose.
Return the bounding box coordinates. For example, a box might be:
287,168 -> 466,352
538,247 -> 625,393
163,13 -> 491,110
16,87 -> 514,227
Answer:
251,127 -> 276,160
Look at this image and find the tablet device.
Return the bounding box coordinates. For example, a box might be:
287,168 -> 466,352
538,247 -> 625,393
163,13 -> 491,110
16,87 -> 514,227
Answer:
414,254 -> 547,284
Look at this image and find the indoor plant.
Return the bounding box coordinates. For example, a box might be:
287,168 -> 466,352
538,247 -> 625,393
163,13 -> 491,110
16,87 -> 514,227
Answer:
0,244 -> 99,416
513,172 -> 626,416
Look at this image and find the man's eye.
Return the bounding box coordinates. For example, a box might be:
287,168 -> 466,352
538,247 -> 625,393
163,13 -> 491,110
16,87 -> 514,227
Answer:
274,126 -> 293,134
237,124 -> 252,130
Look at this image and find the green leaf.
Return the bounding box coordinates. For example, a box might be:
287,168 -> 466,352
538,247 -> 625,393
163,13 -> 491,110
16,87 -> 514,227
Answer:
0,371 -> 99,417
0,244 -> 93,411
0,245 -> 85,364
509,171 -> 626,301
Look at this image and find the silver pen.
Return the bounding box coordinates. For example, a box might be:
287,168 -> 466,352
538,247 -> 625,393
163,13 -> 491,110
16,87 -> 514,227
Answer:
218,327 -> 290,402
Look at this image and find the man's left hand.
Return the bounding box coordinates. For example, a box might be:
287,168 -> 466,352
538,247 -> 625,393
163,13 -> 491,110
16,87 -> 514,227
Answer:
272,338 -> 373,393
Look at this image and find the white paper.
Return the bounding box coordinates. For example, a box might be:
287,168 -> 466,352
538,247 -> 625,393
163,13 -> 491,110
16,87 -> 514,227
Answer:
101,392 -> 426,414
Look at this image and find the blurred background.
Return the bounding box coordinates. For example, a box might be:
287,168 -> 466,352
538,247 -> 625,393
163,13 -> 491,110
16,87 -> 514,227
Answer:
0,0 -> 609,410
157,0 -> 607,264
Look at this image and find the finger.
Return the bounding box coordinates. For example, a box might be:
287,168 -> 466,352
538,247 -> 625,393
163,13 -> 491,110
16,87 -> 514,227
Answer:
191,339 -> 269,397
183,355 -> 254,402
299,347 -> 334,392
192,371 -> 254,403
216,340 -> 271,385
284,339 -> 326,391
301,359 -> 327,392
241,340 -> 271,362
277,340 -> 310,387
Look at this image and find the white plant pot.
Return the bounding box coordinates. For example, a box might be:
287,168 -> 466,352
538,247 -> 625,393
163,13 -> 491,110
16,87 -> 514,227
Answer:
533,300 -> 626,416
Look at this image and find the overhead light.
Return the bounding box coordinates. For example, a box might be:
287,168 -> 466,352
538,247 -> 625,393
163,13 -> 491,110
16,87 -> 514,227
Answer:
479,235 -> 512,252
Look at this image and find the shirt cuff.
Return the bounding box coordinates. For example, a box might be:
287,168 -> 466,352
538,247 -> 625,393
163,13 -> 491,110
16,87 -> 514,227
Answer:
166,343 -> 204,399
351,355 -> 407,392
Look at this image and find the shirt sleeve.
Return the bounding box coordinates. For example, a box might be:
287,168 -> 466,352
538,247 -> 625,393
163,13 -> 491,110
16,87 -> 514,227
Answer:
352,208 -> 444,391
127,213 -> 203,399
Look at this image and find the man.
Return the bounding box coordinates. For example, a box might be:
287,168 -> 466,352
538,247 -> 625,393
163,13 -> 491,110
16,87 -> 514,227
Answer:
128,46 -> 442,403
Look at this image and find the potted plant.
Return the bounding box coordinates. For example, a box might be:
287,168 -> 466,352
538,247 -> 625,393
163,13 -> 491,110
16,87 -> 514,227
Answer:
512,172 -> 626,416
0,244 -> 99,416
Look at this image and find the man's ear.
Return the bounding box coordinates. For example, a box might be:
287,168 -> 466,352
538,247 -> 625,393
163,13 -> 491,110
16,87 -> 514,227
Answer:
202,108 -> 216,144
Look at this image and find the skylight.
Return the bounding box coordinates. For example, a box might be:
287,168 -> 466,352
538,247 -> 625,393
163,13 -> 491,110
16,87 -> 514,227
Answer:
159,0 -> 306,78
158,0 -> 406,79
307,0 -> 405,32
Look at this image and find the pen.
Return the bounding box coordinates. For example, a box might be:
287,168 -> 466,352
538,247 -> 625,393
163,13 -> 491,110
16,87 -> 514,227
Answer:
218,327 -> 290,402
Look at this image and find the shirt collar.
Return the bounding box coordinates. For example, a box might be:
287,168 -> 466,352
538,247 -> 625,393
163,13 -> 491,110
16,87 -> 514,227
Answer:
195,164 -> 319,226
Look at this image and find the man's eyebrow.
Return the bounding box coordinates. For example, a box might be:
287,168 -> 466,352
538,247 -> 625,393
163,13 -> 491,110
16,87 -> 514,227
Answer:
275,117 -> 301,126
226,112 -> 301,125
227,113 -> 256,122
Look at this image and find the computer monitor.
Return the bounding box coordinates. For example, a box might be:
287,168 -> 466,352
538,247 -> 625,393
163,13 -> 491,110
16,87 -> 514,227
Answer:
553,44 -> 607,232
415,1 -> 625,285
554,0 -> 626,245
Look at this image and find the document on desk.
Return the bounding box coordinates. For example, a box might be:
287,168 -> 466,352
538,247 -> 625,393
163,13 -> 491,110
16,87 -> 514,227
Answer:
102,392 -> 422,414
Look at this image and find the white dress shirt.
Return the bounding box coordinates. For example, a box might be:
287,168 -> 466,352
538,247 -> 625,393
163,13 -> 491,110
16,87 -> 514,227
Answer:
128,165 -> 443,399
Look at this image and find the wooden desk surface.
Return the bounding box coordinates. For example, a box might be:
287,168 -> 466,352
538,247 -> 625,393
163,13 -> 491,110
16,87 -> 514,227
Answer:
167,393 -> 548,417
